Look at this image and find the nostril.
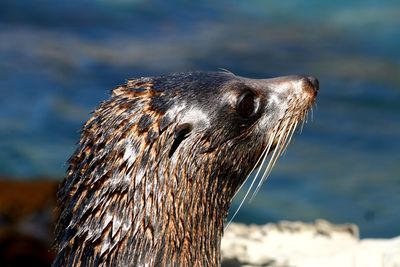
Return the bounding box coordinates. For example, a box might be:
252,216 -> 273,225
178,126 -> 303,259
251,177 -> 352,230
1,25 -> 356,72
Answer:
306,76 -> 319,92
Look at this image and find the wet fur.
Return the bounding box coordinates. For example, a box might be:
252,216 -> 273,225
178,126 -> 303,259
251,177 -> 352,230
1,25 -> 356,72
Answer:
53,71 -> 317,266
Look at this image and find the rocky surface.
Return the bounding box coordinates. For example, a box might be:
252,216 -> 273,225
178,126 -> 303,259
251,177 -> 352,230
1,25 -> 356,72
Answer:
221,220 -> 400,267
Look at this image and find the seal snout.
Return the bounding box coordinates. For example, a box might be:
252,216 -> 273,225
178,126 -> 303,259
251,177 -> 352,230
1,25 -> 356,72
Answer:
306,76 -> 319,91
305,76 -> 319,95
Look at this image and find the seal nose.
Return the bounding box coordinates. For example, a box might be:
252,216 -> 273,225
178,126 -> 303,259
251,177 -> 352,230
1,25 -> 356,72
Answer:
306,76 -> 319,92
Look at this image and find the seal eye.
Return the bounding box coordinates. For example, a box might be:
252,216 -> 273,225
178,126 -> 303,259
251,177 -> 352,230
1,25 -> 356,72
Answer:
237,91 -> 258,117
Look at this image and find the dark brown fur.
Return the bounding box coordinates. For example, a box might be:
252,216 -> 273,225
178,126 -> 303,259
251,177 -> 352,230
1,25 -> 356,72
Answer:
53,71 -> 318,266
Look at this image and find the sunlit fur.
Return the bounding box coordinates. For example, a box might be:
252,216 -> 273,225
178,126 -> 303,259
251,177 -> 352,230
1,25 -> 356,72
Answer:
53,71 -> 317,267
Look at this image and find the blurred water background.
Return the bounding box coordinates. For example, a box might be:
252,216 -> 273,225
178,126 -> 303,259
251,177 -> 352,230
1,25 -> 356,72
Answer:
0,0 -> 399,238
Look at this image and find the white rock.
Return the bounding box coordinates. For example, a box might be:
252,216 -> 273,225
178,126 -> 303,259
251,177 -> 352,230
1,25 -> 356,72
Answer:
221,220 -> 400,267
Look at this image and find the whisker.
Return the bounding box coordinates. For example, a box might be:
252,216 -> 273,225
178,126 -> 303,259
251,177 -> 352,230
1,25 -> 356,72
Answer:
250,119 -> 290,201
303,110 -> 308,124
250,114 -> 301,201
246,130 -> 278,202
300,114 -> 306,133
231,137 -> 270,200
310,106 -> 314,122
281,120 -> 298,154
225,131 -> 275,229
253,126 -> 292,199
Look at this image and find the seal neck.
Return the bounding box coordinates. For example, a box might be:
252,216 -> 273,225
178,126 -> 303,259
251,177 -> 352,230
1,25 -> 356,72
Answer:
136,163 -> 231,266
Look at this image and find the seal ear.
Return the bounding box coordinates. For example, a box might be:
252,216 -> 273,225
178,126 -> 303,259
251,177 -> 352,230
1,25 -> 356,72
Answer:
169,123 -> 193,158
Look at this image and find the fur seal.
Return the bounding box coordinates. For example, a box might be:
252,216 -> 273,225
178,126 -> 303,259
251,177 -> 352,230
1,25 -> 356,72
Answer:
52,71 -> 318,266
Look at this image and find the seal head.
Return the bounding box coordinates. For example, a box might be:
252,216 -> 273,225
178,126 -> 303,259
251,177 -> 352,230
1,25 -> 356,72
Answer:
53,71 -> 318,266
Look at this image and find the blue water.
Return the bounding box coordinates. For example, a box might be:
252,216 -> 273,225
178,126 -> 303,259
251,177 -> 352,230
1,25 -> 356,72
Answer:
0,0 -> 399,238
